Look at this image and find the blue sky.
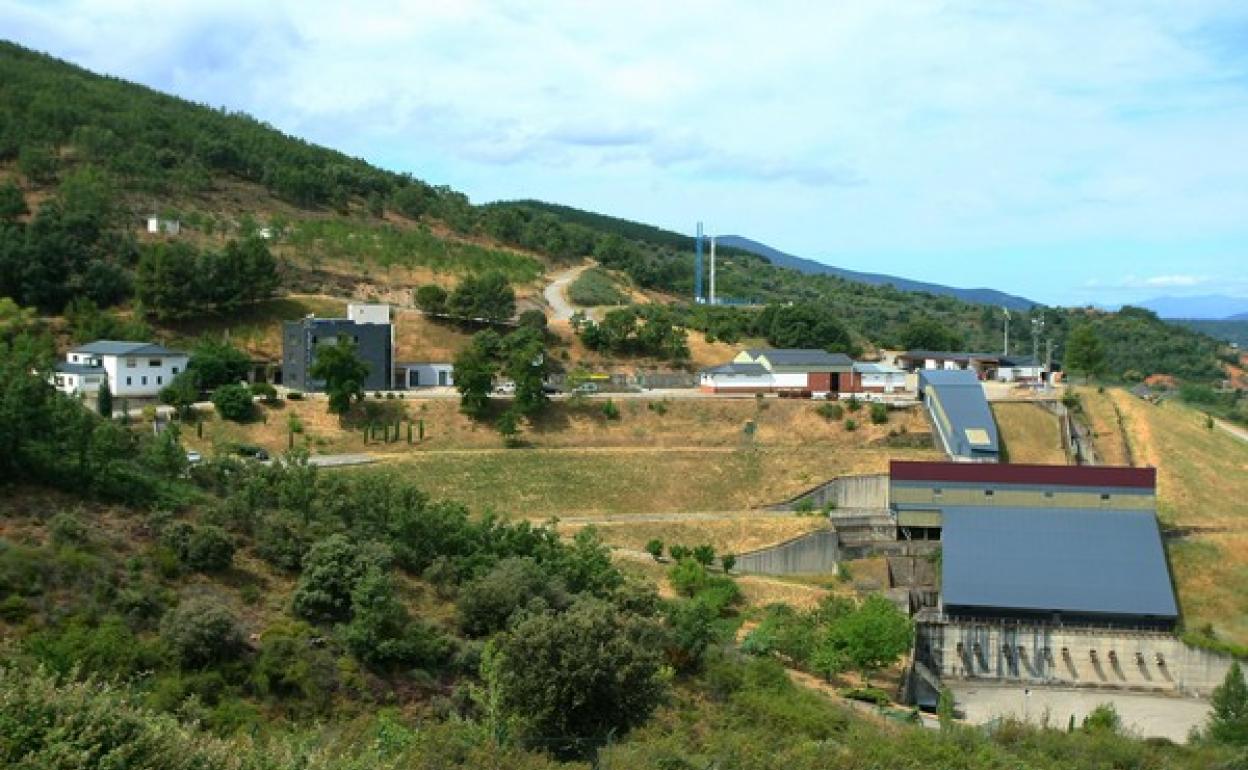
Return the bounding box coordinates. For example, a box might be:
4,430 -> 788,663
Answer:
5,0 -> 1248,306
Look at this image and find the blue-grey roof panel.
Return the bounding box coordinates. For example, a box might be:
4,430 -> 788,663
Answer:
71,340 -> 184,357
745,348 -> 853,368
703,362 -> 769,376
55,362 -> 106,375
920,369 -> 999,458
942,507 -> 1178,619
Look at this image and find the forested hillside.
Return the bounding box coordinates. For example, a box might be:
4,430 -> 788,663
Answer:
0,39 -> 1235,385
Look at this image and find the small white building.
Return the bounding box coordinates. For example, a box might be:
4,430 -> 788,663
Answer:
146,217 -> 180,235
53,340 -> 190,398
397,362 -> 454,388
995,356 -> 1047,383
853,362 -> 908,393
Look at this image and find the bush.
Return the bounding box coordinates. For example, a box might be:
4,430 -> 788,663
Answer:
249,381 -> 278,404
838,686 -> 891,706
344,569 -> 450,671
184,525 -> 234,572
815,402 -> 843,420
286,390 -> 304,401
669,544 -> 690,561
601,398 -> 621,420
292,535 -> 369,624
48,511 -> 89,547
645,539 -> 664,561
458,557 -> 567,637
160,597 -> 244,669
415,284 -> 449,314
869,402 -> 888,424
721,553 -> 736,573
845,396 -> 862,412
669,559 -> 709,597
691,544 -> 716,567
844,418 -> 858,432
254,512 -> 310,572
211,383 -> 255,422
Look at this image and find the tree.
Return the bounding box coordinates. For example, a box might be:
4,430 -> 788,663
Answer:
415,284 -> 449,314
160,597 -> 244,669
309,336 -> 370,415
1209,661 -> 1248,744
900,318 -> 963,352
0,181 -> 27,221
481,598 -> 666,759
457,557 -> 567,637
135,242 -> 201,320
211,383 -> 255,422
721,553 -> 736,573
823,595 -> 913,683
517,308 -> 548,333
937,686 -> 956,731
183,525 -> 235,572
188,338 -> 251,390
1064,323 -> 1106,382
160,371 -> 199,418
96,380 -> 112,418
292,535 -> 368,624
644,539 -> 664,561
454,331 -> 499,419
669,559 -> 709,597
450,271 -> 516,321
765,303 -> 856,354
503,327 -> 549,418
344,568 -> 449,671
691,544 -> 716,567
663,598 -> 720,673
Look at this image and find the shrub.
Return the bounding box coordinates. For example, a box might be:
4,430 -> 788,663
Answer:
458,557 -> 567,637
721,553 -> 736,573
344,569 -> 450,671
249,381 -> 278,404
211,383 -> 255,422
601,398 -> 621,420
844,418 -> 858,432
669,544 -> 690,561
838,686 -> 891,706
815,402 -> 844,420
845,396 -> 862,413
691,544 -> 716,567
254,512 -> 310,572
292,535 -> 369,624
48,511 -> 89,547
647,400 -> 668,416
184,525 -> 234,572
644,539 -> 664,561
669,559 -> 709,597
415,284 -> 449,314
160,597 -> 244,669
286,390 -> 304,401
869,402 -> 888,424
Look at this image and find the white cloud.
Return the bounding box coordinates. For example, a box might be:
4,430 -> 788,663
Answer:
3,0 -> 1248,304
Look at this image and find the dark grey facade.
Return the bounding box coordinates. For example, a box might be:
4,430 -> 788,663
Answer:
282,319 -> 392,392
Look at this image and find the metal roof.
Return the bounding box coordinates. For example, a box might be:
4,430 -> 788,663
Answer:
890,460 -> 1156,489
942,506 -> 1178,620
999,355 -> 1042,367
919,369 -> 999,459
702,362 -> 770,377
55,362 -> 106,375
744,348 -> 853,369
853,362 -> 904,374
902,350 -> 1000,363
70,340 -> 185,357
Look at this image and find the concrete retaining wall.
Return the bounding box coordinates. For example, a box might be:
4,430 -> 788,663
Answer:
734,528 -> 840,575
768,473 -> 889,511
918,620 -> 1235,697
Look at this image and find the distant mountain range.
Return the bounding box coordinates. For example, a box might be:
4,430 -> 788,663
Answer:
714,235 -> 1038,310
1135,294 -> 1248,320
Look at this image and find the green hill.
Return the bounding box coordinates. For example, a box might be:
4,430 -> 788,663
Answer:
0,39 -> 1234,384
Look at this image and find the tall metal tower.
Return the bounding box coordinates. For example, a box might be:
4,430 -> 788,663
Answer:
694,222 -> 704,303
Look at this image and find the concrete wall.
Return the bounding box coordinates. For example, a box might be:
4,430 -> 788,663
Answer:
891,482 -> 1155,511
734,528 -> 840,575
768,473 -> 890,512
918,620 -> 1236,697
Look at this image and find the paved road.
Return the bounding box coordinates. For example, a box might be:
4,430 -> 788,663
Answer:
544,510 -> 801,525
542,263 -> 593,321
306,453 -> 377,468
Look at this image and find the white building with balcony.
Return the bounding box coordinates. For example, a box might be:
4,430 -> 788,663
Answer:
53,340 -> 190,398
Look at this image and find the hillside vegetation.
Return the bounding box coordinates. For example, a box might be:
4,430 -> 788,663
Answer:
0,40 -> 1236,389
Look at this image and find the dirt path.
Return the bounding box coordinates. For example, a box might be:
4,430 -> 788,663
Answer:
542,263 -> 593,321
547,510 -> 796,524
1214,418 -> 1248,443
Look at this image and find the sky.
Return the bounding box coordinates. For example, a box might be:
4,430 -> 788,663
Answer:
5,0 -> 1248,307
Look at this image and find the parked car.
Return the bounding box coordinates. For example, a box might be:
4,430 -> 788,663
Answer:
542,383 -> 563,395
572,382 -> 599,395
234,444 -> 270,461
494,380 -> 516,395
185,450 -> 203,465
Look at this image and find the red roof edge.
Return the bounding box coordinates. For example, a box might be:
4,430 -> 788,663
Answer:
889,460 -> 1156,489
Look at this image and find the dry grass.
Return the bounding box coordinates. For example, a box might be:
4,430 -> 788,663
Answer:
992,402 -> 1067,465
561,517 -> 830,555
1075,387 -> 1133,466
157,294 -> 347,360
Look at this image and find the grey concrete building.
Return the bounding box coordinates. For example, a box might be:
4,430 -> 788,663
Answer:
282,304 -> 393,393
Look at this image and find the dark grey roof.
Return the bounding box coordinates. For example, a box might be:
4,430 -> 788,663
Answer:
55,362 -> 106,375
999,355 -> 1042,367
919,369 -> 998,458
902,350 -> 999,362
702,362 -> 769,376
942,507 -> 1178,620
746,348 -> 853,368
71,340 -> 185,357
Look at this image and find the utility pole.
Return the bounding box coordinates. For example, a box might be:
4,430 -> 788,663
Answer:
694,222 -> 704,303
709,235 -> 717,306
1003,307 -> 1011,356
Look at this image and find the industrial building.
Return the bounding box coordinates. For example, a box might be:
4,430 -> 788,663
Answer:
898,350 -> 1047,383
852,361 -> 908,393
395,362 -> 454,388
699,348 -> 857,396
282,303 -> 394,393
917,369 -> 999,462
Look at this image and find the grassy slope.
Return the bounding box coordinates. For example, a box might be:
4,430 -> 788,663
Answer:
992,402 -> 1067,465
1084,388 -> 1248,643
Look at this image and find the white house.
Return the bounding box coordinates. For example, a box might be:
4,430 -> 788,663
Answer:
146,217 -> 180,235
994,356 -> 1046,383
53,340 -> 190,398
396,362 -> 454,388
852,362 -> 908,393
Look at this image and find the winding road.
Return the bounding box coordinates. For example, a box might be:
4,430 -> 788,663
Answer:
542,263 -> 593,321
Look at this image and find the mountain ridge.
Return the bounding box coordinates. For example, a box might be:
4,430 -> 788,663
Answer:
1136,294 -> 1248,320
714,235 -> 1038,310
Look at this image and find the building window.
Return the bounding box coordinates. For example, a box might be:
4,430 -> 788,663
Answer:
172,366 -> 179,374
149,359 -> 161,367
311,336 -> 318,344
932,488 -> 943,498
141,376 -> 147,386
126,357 -> 137,368
1100,493 -> 1111,501
55,376 -> 64,387
156,376 -> 163,385
1043,491 -> 1054,498
126,377 -> 132,386
984,489 -> 995,497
